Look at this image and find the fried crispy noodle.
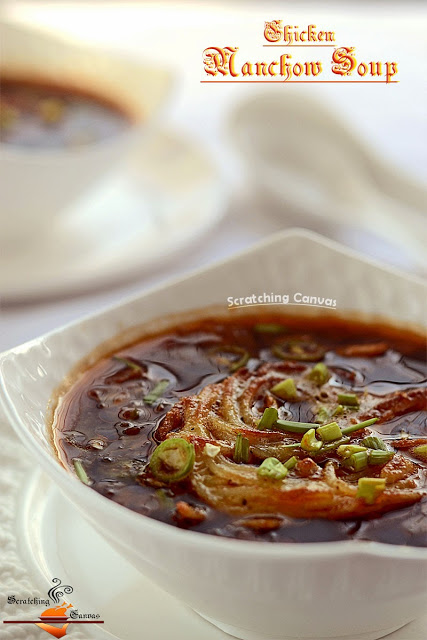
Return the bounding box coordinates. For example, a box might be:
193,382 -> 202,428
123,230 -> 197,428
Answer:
156,363 -> 426,520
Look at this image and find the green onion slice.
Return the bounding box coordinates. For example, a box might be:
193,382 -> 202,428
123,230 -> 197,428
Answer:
272,338 -> 326,362
273,420 -> 315,433
144,379 -> 169,405
412,444 -> 427,461
332,404 -> 345,416
113,356 -> 144,372
270,378 -> 299,402
73,459 -> 91,485
315,405 -> 331,424
316,422 -> 342,442
254,323 -> 287,334
300,428 -> 322,453
283,456 -> 298,470
337,444 -> 367,458
149,438 -> 195,483
155,488 -> 174,509
0,104 -> 18,130
307,362 -> 331,386
234,433 -> 250,464
337,393 -> 360,407
204,443 -> 221,458
279,443 -> 302,450
257,457 -> 288,480
258,407 -> 279,430
209,345 -> 250,372
317,436 -> 350,454
341,418 -> 378,436
344,450 -> 368,471
357,477 -> 386,504
368,450 -> 394,465
361,436 -> 387,450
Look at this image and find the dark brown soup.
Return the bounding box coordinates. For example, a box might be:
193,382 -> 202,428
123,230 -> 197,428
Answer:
53,315 -> 427,546
0,78 -> 129,148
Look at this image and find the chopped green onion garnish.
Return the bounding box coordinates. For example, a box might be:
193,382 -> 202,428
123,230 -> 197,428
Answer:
0,104 -> 18,130
357,477 -> 386,504
258,407 -> 279,430
204,443 -> 221,458
341,418 -> 378,435
113,356 -> 143,372
315,436 -> 350,454
144,379 -> 169,405
283,456 -> 298,470
368,450 -> 394,465
361,436 -> 387,450
300,428 -> 322,453
272,339 -> 326,362
149,438 -> 195,483
337,393 -> 360,407
73,459 -> 91,485
273,420 -> 314,433
412,444 -> 427,461
270,378 -> 299,402
307,362 -> 331,386
315,405 -> 331,424
233,433 -> 250,464
337,444 -> 367,458
257,457 -> 288,480
155,488 -> 174,508
332,404 -> 344,416
345,450 -> 368,471
254,323 -> 286,334
316,422 -> 342,442
209,345 -> 249,372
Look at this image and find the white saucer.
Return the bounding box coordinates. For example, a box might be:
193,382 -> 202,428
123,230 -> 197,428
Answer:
17,469 -> 427,640
17,469 -> 227,640
1,129 -> 227,302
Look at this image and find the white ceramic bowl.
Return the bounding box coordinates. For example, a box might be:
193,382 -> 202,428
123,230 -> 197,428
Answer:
0,229 -> 426,640
0,21 -> 171,245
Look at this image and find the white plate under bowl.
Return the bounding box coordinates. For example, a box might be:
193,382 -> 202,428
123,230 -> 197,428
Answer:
0,128 -> 227,302
17,469 -> 427,640
18,469 -> 227,640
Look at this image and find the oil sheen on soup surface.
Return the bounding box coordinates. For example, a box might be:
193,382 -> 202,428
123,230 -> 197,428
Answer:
0,78 -> 129,148
53,315 -> 427,546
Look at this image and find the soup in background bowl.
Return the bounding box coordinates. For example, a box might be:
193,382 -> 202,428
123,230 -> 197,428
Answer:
0,20 -> 171,244
0,77 -> 131,149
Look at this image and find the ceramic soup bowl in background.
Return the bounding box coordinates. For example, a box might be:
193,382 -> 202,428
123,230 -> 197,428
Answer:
0,229 -> 426,640
0,21 -> 171,246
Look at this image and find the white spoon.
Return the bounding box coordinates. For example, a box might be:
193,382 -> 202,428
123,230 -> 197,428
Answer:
230,92 -> 427,275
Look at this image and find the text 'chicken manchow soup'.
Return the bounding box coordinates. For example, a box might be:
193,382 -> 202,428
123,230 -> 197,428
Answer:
52,312 -> 427,546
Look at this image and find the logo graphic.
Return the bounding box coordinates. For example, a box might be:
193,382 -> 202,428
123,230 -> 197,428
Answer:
226,291 -> 337,310
35,602 -> 73,639
3,578 -> 104,637
48,578 -> 73,604
202,18 -> 399,83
